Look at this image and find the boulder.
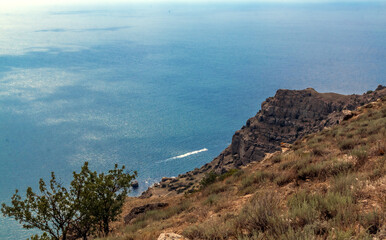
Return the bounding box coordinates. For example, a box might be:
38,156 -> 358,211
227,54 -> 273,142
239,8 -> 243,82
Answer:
342,110 -> 354,121
157,233 -> 187,240
131,180 -> 139,188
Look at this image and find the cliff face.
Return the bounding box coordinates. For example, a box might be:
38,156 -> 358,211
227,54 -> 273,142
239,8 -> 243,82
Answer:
211,86 -> 386,173
143,85 -> 386,197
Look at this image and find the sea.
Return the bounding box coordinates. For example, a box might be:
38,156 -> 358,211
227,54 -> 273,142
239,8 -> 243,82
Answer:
0,2 -> 385,239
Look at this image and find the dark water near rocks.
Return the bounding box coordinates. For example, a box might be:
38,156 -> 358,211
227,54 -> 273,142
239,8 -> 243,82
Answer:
0,2 -> 385,239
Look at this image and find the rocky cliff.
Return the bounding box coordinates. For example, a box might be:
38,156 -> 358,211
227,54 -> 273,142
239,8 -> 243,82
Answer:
211,85 -> 386,173
143,85 -> 386,197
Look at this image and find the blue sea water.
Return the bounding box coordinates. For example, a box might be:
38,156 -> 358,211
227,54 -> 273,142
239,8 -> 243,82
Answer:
0,2 -> 385,239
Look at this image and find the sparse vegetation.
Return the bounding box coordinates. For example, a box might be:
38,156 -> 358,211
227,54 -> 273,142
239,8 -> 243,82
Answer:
339,138 -> 357,150
200,171 -> 218,188
274,172 -> 294,186
96,99 -> 385,240
200,169 -> 241,189
218,169 -> 240,181
271,154 -> 282,164
360,211 -> 385,235
351,147 -> 368,167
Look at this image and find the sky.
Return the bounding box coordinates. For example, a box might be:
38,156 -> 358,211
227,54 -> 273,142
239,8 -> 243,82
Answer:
0,0 -> 378,6
0,0 -> 383,13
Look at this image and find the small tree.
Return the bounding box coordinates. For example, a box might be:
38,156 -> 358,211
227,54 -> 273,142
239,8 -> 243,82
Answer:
1,172 -> 75,240
87,164 -> 137,236
1,162 -> 137,240
68,163 -> 98,240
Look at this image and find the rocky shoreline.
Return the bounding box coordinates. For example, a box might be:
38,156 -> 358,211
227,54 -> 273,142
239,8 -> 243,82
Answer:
140,85 -> 386,198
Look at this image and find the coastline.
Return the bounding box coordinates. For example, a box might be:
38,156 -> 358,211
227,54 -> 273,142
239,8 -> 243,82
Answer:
114,85 -> 386,239
139,85 -> 386,198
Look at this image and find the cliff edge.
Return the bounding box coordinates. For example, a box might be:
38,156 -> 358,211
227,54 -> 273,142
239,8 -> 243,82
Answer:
142,85 -> 386,197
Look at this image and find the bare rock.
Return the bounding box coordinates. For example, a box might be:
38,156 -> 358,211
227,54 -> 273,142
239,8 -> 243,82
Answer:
161,177 -> 172,182
157,233 -> 187,240
124,203 -> 168,224
342,110 -> 355,121
139,188 -> 153,198
210,86 -> 386,173
131,180 -> 139,188
376,85 -> 386,91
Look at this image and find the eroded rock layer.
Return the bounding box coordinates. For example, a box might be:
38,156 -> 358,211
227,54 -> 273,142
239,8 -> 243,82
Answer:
142,85 -> 386,197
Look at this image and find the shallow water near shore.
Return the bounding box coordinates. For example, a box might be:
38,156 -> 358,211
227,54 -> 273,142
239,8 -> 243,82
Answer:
1,2 -> 386,239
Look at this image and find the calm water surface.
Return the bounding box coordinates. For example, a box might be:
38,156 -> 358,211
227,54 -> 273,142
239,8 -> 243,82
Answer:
0,2 -> 385,239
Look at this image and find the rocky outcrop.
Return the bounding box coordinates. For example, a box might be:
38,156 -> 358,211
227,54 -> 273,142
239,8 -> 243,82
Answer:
144,85 -> 386,197
157,233 -> 187,240
210,86 -> 386,173
124,203 -> 169,224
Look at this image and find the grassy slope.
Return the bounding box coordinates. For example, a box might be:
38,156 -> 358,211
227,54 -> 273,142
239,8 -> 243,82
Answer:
101,97 -> 386,240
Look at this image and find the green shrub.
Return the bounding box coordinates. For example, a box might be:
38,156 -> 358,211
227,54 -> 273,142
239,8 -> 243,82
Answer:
288,191 -> 356,228
202,183 -> 228,196
240,175 -> 255,190
331,229 -> 355,240
291,140 -> 303,151
255,171 -> 276,182
236,192 -> 288,237
271,154 -> 282,164
288,191 -> 321,227
292,156 -> 313,171
218,169 -> 240,181
367,157 -> 385,181
366,119 -> 384,135
203,194 -> 220,206
240,171 -> 275,192
368,168 -> 383,181
279,160 -> 296,170
351,147 -> 368,166
339,139 -> 357,151
311,147 -> 326,156
346,133 -> 354,138
360,211 -> 385,235
134,200 -> 191,225
297,160 -> 354,181
372,141 -> 386,156
183,219 -> 236,240
124,219 -> 148,234
200,172 -> 219,188
330,174 -> 357,197
354,127 -> 368,138
274,172 -> 294,186
329,161 -> 354,176
232,169 -> 245,180
239,185 -> 256,195
297,162 -> 329,180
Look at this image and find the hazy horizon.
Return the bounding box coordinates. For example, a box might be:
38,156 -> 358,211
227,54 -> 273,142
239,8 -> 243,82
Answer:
1,0 -> 385,9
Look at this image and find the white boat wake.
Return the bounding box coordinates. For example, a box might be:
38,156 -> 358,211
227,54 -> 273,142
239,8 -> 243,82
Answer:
156,148 -> 208,163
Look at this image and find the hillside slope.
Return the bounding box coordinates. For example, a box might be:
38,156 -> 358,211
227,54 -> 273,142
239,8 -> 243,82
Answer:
100,91 -> 385,240
142,86 -> 386,198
